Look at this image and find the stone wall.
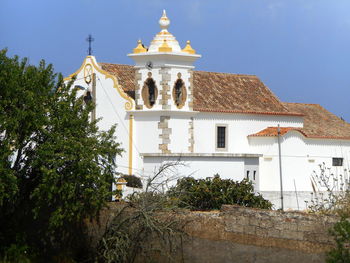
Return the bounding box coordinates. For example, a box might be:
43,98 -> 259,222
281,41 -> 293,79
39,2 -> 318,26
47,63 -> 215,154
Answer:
180,205 -> 337,263
91,204 -> 338,263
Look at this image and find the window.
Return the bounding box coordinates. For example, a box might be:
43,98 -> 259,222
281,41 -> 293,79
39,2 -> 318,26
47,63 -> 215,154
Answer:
332,157 -> 343,166
142,78 -> 158,109
216,125 -> 227,151
172,78 -> 187,109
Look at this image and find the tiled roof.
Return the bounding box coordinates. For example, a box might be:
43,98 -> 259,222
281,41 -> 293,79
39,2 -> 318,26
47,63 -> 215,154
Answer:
248,127 -> 307,137
98,62 -> 298,116
99,63 -> 135,99
283,103 -> 350,139
249,103 -> 350,140
192,71 -> 292,115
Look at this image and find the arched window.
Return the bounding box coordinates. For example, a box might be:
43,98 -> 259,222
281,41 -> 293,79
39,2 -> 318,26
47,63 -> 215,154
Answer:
142,78 -> 158,109
172,79 -> 187,109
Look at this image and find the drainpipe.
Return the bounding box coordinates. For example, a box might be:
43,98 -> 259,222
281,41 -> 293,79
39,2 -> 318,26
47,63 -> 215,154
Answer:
278,124 -> 284,210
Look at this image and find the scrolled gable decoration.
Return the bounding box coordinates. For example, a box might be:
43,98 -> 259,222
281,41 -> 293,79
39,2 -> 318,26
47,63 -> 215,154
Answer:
142,77 -> 158,109
172,77 -> 187,109
84,64 -> 93,84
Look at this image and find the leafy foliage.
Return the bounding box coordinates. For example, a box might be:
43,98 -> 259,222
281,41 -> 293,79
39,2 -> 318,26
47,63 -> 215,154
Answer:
120,174 -> 143,188
0,49 -> 122,261
167,175 -> 272,210
326,217 -> 350,263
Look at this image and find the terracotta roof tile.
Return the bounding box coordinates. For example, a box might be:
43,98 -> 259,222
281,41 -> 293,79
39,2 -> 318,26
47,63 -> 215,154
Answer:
192,71 -> 290,114
250,104 -> 350,140
249,127 -> 307,137
98,62 -> 295,115
98,63 -> 350,139
99,63 -> 135,99
283,103 -> 350,139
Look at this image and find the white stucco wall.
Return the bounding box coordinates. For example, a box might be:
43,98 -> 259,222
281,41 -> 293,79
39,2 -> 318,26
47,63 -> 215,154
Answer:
168,116 -> 191,153
66,56 -> 134,176
142,156 -> 246,183
193,113 -> 303,154
250,131 -> 350,193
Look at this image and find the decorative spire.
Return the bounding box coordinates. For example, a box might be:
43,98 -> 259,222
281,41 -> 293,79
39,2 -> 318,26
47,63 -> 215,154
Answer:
133,39 -> 147,54
182,40 -> 196,54
159,9 -> 170,31
158,39 -> 172,52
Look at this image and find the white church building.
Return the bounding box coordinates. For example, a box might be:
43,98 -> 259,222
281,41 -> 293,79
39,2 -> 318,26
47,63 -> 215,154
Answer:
65,11 -> 350,209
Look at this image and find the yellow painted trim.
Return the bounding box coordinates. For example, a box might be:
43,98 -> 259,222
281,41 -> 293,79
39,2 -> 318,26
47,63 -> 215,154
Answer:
182,40 -> 196,54
158,39 -> 172,52
133,40 -> 147,54
63,56 -> 91,81
128,114 -> 134,175
83,63 -> 93,84
89,58 -> 134,110
64,56 -> 134,110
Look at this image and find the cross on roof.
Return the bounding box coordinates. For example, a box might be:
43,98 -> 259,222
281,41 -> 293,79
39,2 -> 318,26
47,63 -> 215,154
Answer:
86,34 -> 94,55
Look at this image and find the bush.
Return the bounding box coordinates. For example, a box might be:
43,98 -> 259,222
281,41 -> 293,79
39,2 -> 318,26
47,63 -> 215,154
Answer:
121,174 -> 143,188
326,217 -> 350,262
1,244 -> 32,263
167,175 -> 272,210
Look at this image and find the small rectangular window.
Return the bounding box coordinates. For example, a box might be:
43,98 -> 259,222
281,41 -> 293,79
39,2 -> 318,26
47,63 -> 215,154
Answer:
217,127 -> 226,148
215,124 -> 228,151
332,158 -> 343,166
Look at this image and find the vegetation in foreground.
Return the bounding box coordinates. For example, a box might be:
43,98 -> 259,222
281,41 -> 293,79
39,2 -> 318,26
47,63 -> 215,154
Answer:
0,49 -> 121,262
308,163 -> 350,262
168,175 -> 272,210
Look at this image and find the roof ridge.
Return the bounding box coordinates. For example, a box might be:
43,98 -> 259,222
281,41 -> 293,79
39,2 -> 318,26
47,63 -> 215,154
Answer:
194,69 -> 257,77
99,62 -> 133,67
194,108 -> 303,116
98,62 -> 258,77
283,102 -> 320,106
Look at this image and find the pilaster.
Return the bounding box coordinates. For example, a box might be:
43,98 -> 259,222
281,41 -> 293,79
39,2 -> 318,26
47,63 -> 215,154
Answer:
188,117 -> 194,152
158,116 -> 171,153
159,68 -> 171,110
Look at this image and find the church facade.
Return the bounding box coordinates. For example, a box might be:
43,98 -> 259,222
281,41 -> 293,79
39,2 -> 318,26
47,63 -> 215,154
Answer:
65,11 -> 350,209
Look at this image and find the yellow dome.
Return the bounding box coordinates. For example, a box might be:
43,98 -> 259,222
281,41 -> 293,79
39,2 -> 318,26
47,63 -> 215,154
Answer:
182,40 -> 196,54
133,40 -> 147,54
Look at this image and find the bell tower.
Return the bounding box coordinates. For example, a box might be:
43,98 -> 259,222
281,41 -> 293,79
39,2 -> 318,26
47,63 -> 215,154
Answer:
128,10 -> 201,111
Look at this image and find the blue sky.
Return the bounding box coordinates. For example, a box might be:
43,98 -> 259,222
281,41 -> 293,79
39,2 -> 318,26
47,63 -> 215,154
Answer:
1,0 -> 350,121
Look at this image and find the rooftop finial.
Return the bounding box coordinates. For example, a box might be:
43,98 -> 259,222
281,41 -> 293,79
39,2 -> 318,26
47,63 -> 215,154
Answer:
159,9 -> 170,31
133,39 -> 147,54
182,40 -> 196,54
86,34 -> 94,55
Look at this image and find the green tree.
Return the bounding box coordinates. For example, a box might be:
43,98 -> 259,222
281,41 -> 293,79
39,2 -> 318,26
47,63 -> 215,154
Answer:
168,175 -> 272,210
0,49 -> 122,261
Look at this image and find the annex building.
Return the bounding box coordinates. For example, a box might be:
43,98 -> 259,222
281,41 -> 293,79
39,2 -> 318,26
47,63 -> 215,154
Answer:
65,11 -> 350,209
